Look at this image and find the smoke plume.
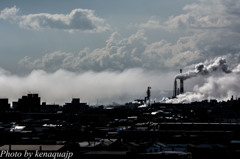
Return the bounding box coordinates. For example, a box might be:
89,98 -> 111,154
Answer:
175,57 -> 231,80
165,57 -> 240,103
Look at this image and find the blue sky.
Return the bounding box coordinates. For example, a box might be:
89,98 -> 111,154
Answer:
0,0 -> 240,105
0,0 -> 193,73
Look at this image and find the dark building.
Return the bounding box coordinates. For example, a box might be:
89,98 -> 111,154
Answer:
40,102 -> 59,113
63,98 -> 89,113
0,99 -> 10,111
15,94 -> 41,112
0,98 -> 13,121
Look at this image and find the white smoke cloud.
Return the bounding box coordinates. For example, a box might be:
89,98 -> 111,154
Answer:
0,6 -> 109,32
164,57 -> 240,103
175,57 -> 232,80
169,72 -> 240,103
0,68 -> 174,106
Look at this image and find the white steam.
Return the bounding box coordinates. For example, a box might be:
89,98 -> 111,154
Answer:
165,57 -> 240,103
175,57 -> 231,80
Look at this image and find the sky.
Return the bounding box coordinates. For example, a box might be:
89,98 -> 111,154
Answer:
0,0 -> 240,105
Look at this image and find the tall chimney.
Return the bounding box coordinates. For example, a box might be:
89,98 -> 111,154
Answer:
173,79 -> 177,97
180,69 -> 184,94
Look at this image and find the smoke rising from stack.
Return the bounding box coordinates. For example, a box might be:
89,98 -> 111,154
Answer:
175,57 -> 231,80
165,57 -> 239,103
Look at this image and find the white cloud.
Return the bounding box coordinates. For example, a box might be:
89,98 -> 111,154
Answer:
125,0 -> 240,72
15,56 -> 240,105
0,68 -> 173,105
19,30 -> 148,71
19,51 -> 75,71
164,0 -> 240,30
14,0 -> 240,74
0,6 -> 110,32
139,18 -> 162,29
19,30 -> 201,72
0,6 -> 19,21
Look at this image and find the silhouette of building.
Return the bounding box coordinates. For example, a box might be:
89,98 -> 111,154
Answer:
63,98 -> 89,113
15,94 -> 41,112
0,99 -> 10,111
40,102 -> 59,113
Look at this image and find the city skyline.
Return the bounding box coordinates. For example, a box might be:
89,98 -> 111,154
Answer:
0,0 -> 240,105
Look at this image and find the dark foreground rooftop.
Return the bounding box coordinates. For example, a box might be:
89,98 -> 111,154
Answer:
0,95 -> 240,158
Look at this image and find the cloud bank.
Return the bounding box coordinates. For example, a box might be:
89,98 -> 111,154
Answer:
0,68 -> 173,105
0,6 -> 109,32
3,57 -> 240,106
19,30 -> 201,72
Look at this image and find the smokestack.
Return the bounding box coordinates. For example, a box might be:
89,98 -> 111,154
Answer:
173,79 -> 177,98
173,69 -> 184,98
180,69 -> 184,94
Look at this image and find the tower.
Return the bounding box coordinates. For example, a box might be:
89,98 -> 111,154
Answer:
173,79 -> 177,98
173,69 -> 184,98
146,86 -> 151,107
180,69 -> 184,94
